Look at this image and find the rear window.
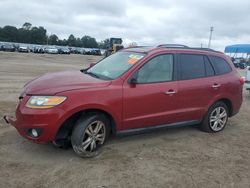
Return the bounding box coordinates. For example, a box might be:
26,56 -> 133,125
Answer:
209,56 -> 232,75
180,54 -> 206,80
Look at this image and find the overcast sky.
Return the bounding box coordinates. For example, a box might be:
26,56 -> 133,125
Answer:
1,0 -> 250,50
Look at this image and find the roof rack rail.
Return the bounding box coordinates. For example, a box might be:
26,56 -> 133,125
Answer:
126,45 -> 152,49
187,47 -> 221,53
188,47 -> 214,51
157,44 -> 189,48
157,44 -> 220,53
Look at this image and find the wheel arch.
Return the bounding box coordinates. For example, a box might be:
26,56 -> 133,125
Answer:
211,98 -> 233,117
55,108 -> 117,141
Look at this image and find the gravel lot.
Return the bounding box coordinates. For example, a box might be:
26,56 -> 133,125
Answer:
0,52 -> 250,188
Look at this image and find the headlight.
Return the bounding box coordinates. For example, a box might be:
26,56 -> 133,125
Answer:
26,96 -> 67,109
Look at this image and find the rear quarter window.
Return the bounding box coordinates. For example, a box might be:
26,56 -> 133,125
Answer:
209,56 -> 232,75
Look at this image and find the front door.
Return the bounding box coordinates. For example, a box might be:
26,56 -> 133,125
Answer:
122,54 -> 179,130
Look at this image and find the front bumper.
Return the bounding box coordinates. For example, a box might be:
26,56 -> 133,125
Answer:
4,97 -> 66,144
4,115 -> 51,144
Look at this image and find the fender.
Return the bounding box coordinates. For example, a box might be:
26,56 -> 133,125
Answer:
54,103 -> 122,136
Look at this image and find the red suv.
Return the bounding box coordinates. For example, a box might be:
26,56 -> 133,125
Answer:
4,45 -> 243,157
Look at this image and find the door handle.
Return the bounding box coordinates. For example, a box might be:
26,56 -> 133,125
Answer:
212,84 -> 221,89
165,90 -> 176,95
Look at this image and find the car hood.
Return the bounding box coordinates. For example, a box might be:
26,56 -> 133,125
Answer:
24,70 -> 111,95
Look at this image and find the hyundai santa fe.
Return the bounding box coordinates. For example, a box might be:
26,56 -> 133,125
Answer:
4,45 -> 244,157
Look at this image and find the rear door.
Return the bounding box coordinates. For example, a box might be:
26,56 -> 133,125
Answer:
122,53 -> 179,130
176,53 -> 218,121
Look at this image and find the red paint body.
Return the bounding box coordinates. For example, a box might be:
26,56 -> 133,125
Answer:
6,47 -> 243,143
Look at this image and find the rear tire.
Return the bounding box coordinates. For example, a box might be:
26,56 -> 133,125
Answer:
71,114 -> 110,158
200,102 -> 229,133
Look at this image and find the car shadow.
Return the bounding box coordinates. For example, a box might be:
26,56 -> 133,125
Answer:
4,122 -> 236,162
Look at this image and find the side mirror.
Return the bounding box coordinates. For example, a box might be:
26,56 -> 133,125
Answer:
128,77 -> 137,85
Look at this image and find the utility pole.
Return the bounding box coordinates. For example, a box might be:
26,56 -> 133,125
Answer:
208,26 -> 214,48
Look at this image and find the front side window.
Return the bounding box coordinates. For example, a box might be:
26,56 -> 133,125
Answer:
180,54 -> 206,80
136,54 -> 174,83
87,52 -> 145,80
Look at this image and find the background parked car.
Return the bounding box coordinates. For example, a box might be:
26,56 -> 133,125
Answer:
18,46 -> 29,53
1,44 -> 15,52
45,47 -> 58,54
239,61 -> 247,69
34,46 -> 45,53
84,48 -> 92,55
72,47 -> 83,54
91,48 -> 101,55
232,57 -> 247,69
29,45 -> 36,53
69,47 -> 78,54
58,47 -> 70,54
78,48 -> 86,55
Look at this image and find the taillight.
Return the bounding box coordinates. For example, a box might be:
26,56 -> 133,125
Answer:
240,76 -> 245,85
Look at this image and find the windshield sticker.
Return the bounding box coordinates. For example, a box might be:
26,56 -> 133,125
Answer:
127,54 -> 144,65
128,58 -> 138,65
128,54 -> 144,59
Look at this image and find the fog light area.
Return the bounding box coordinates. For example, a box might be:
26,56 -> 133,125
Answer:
31,129 -> 38,137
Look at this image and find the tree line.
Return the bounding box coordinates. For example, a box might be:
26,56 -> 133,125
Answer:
0,22 -> 109,48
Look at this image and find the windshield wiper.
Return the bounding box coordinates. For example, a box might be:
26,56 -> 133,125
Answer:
81,69 -> 112,80
84,71 -> 100,78
80,68 -> 88,72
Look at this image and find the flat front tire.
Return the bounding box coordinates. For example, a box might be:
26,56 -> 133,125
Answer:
71,114 -> 110,158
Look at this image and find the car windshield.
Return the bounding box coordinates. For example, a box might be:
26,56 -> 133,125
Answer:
86,52 -> 145,80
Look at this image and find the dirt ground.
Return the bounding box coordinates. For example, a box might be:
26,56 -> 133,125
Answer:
0,52 -> 250,188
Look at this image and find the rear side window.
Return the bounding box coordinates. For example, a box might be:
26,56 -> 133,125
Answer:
209,56 -> 232,75
180,54 -> 206,80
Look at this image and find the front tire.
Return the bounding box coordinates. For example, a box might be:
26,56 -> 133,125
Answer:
200,102 -> 229,133
71,114 -> 110,158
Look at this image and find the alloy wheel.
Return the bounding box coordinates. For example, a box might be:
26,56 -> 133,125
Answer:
77,120 -> 106,153
209,107 -> 228,131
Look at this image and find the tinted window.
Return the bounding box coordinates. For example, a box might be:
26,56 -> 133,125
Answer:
137,54 -> 173,83
204,56 -> 215,76
209,56 -> 232,75
180,54 -> 205,80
